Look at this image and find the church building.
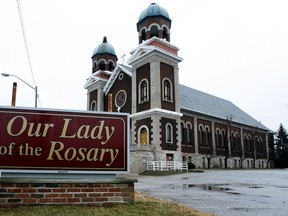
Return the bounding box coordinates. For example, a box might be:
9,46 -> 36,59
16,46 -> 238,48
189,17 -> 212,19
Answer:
84,3 -> 272,173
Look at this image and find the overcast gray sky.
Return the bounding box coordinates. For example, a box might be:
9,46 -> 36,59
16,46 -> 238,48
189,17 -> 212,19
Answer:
0,0 -> 287,131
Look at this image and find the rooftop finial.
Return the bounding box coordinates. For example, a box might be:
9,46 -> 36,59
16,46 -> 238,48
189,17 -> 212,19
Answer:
103,36 -> 107,43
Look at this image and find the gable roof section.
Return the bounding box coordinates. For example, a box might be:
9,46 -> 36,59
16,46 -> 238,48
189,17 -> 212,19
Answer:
127,37 -> 182,65
127,46 -> 154,64
84,71 -> 112,89
103,64 -> 132,94
180,84 -> 270,130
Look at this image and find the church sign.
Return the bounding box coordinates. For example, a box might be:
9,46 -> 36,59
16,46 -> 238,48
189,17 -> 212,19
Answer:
0,107 -> 129,174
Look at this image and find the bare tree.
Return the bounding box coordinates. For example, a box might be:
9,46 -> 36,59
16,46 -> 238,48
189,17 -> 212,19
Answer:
237,144 -> 245,169
266,133 -> 275,168
203,138 -> 214,169
250,123 -> 261,168
223,114 -> 233,169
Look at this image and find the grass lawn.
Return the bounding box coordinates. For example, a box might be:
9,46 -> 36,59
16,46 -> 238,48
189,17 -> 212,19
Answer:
0,192 -> 212,216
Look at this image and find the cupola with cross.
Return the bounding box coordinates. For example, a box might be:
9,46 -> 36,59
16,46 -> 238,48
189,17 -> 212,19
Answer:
137,3 -> 171,44
85,37 -> 118,111
91,37 -> 118,73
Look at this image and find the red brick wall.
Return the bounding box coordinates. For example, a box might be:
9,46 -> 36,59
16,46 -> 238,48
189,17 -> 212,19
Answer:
160,62 -> 175,111
148,40 -> 177,55
0,178 -> 136,207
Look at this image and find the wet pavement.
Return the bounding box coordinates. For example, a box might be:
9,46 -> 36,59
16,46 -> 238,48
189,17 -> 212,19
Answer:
135,169 -> 288,216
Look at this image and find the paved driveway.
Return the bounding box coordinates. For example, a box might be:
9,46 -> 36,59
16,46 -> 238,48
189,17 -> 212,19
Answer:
135,169 -> 288,216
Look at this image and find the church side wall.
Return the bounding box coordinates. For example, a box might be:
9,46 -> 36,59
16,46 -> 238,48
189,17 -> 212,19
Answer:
181,112 -> 270,169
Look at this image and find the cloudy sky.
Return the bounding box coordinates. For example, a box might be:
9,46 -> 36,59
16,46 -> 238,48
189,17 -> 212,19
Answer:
0,0 -> 287,131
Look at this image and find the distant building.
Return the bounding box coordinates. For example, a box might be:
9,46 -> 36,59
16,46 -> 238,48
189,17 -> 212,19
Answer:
84,3 -> 273,173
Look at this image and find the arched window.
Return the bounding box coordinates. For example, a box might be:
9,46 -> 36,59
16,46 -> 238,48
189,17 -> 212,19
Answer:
141,29 -> 146,42
258,137 -> 263,152
150,25 -> 159,37
205,127 -> 210,146
163,26 -> 169,40
181,122 -> 185,143
186,123 -> 192,144
99,60 -> 105,70
221,129 -> 226,149
90,101 -> 96,111
244,134 -> 248,151
162,78 -> 172,102
215,128 -> 221,148
235,132 -> 240,152
138,126 -> 149,144
93,61 -> 97,72
139,79 -> 149,103
166,124 -> 173,143
108,61 -> 114,71
199,125 -> 204,146
256,136 -> 261,152
231,132 -> 235,149
248,135 -> 252,152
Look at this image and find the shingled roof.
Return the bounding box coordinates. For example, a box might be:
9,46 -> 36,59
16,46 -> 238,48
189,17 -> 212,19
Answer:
179,84 -> 269,130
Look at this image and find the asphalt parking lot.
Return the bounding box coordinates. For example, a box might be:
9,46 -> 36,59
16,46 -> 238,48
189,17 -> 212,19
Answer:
135,169 -> 288,216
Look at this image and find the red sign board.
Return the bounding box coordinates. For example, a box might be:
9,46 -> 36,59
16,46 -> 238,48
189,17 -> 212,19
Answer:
0,107 -> 129,173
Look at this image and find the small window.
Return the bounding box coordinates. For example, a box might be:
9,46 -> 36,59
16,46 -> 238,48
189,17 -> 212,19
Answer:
119,73 -> 124,80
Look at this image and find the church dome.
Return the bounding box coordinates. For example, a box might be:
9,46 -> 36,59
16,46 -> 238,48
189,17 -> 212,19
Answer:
92,37 -> 116,57
138,3 -> 170,22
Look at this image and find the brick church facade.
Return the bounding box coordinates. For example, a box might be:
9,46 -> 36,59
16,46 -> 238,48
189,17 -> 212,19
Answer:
84,3 -> 273,174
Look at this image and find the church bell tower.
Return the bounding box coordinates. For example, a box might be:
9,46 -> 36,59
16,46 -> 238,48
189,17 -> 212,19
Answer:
128,3 -> 183,165
84,37 -> 118,112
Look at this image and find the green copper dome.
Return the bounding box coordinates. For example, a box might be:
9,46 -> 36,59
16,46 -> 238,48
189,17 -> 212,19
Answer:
92,37 -> 116,57
138,3 -> 170,22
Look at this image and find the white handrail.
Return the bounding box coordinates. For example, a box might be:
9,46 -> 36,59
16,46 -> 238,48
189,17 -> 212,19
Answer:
147,161 -> 188,172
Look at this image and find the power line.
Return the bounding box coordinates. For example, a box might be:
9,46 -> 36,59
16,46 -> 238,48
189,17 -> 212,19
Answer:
16,0 -> 40,106
16,0 -> 36,86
